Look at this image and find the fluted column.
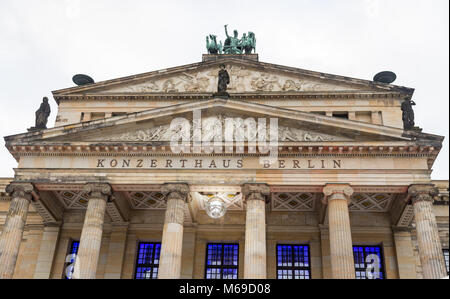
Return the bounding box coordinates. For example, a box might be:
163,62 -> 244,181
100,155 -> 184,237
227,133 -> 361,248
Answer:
242,184 -> 270,279
73,183 -> 111,279
323,184 -> 355,279
0,183 -> 34,279
158,184 -> 189,279
409,184 -> 447,279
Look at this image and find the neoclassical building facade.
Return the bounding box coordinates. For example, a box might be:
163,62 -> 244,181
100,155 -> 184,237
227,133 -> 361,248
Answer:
0,54 -> 448,279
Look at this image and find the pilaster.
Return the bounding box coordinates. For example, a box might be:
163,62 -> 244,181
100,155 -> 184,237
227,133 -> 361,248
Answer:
409,184 -> 447,279
73,183 -> 111,279
242,184 -> 270,279
158,183 -> 189,279
322,184 -> 355,279
0,183 -> 34,279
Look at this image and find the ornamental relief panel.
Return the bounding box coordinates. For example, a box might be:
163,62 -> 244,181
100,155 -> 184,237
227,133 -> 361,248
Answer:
96,114 -> 344,143
101,65 -> 360,94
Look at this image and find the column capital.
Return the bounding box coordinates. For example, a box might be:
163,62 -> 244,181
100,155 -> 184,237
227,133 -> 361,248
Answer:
322,184 -> 354,205
242,184 -> 270,203
5,183 -> 34,201
83,183 -> 112,201
161,183 -> 190,202
408,184 -> 438,204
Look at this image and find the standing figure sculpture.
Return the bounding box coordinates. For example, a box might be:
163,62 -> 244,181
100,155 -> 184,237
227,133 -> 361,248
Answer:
214,64 -> 230,97
224,25 -> 243,54
30,97 -> 51,131
401,97 -> 416,130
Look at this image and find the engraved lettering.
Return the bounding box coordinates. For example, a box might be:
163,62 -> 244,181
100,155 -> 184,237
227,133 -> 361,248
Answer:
180,160 -> 188,168
110,159 -> 118,168
136,159 -> 144,168
97,159 -> 105,168
122,159 -> 131,168
223,160 -> 231,168
237,159 -> 243,169
195,160 -> 203,168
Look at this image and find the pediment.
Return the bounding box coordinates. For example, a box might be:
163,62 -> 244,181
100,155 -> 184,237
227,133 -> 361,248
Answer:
53,59 -> 412,97
7,99 -> 415,146
96,65 -> 366,94
79,111 -> 350,143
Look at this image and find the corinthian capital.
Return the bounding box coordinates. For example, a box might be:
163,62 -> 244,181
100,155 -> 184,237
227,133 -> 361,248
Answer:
242,184 -> 271,202
322,184 -> 354,205
161,183 -> 190,202
5,183 -> 34,201
83,183 -> 112,201
408,184 -> 439,204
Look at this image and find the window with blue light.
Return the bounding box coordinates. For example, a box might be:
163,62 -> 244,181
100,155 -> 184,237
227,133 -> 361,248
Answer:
444,249 -> 449,275
276,244 -> 311,279
64,240 -> 79,279
205,243 -> 239,279
353,246 -> 385,279
135,242 -> 161,279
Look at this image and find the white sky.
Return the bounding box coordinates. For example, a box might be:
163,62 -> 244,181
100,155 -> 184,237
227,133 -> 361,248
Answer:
0,0 -> 448,179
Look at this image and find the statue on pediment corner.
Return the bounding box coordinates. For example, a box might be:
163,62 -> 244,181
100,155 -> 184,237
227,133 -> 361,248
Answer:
28,97 -> 51,132
401,96 -> 416,130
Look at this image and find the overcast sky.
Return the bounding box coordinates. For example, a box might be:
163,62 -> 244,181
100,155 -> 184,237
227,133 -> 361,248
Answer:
0,0 -> 448,179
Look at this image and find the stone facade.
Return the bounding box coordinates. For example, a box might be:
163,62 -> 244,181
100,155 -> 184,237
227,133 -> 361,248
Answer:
0,54 -> 448,279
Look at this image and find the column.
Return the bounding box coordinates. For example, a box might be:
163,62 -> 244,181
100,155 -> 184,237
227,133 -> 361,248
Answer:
0,183 -> 34,279
33,225 -> 61,279
409,184 -> 447,279
392,227 -> 417,279
73,183 -> 111,279
242,184 -> 270,279
158,184 -> 189,279
323,184 -> 355,279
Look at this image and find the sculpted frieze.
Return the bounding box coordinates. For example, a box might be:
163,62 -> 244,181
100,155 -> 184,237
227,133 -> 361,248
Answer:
100,65 -> 361,94
98,114 -> 342,142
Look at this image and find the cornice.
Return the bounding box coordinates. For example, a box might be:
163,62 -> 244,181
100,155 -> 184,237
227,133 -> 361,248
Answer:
5,144 -> 440,161
53,91 -> 405,104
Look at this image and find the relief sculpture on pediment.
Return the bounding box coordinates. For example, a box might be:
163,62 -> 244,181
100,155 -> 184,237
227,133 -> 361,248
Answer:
99,66 -> 359,94
179,73 -> 211,92
250,73 -> 280,92
97,114 -> 341,142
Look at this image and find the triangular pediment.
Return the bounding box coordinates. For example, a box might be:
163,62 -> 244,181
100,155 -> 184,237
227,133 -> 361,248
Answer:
53,58 -> 413,97
7,99 -> 422,146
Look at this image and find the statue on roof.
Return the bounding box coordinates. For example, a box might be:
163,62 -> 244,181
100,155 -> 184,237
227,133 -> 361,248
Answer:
29,97 -> 51,131
401,96 -> 416,130
206,25 -> 256,55
241,32 -> 256,54
206,35 -> 223,55
223,25 -> 243,54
